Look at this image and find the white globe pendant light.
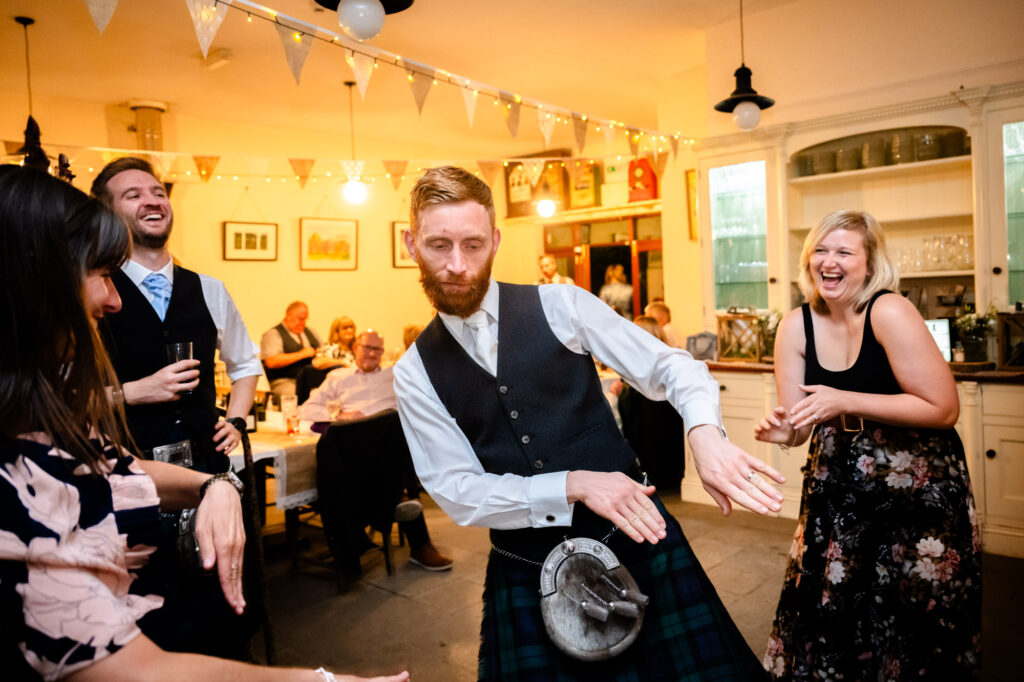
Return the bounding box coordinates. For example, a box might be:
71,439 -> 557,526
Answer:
337,0 -> 385,41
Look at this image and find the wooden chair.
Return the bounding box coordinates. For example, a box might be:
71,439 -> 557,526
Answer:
238,430 -> 277,665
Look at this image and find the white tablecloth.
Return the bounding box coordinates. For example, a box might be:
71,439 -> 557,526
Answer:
229,412 -> 320,510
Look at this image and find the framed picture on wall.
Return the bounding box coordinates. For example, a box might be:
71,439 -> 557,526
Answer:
223,221 -> 277,261
392,221 -> 416,268
685,169 -> 699,242
299,218 -> 358,271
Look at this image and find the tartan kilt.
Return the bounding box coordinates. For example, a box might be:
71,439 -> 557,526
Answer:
478,495 -> 766,681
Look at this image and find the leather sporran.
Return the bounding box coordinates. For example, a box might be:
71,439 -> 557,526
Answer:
539,537 -> 649,661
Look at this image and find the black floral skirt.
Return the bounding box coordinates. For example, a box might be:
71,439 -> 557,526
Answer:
764,423 -> 981,680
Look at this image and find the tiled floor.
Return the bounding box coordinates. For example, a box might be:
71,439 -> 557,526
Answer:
257,495 -> 1019,681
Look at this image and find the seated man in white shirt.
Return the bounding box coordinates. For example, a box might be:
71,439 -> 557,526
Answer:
300,330 -> 452,573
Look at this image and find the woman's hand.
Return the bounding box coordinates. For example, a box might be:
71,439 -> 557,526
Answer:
754,405 -> 796,445
194,480 -> 247,614
566,471 -> 666,544
789,384 -> 847,430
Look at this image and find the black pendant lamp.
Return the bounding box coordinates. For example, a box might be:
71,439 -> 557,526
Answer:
714,0 -> 774,131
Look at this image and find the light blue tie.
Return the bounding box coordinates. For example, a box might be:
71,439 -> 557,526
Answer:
141,273 -> 172,321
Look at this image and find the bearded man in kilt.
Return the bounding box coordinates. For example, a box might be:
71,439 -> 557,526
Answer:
394,166 -> 781,681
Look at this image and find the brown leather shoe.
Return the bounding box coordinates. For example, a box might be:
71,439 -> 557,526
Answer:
408,543 -> 453,571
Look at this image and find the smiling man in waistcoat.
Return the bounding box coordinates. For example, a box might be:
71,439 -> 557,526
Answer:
260,301 -> 323,402
91,157 -> 263,660
394,166 -> 784,681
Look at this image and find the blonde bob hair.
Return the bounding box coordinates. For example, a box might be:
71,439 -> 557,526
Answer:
798,210 -> 899,314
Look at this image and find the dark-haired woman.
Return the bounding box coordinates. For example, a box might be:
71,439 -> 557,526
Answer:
754,210 -> 980,680
0,166 -> 408,682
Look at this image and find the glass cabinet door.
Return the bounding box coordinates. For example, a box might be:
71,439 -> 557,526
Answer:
708,160 -> 769,310
1003,120 -> 1024,306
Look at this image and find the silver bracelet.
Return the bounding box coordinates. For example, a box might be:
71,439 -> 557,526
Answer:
315,667 -> 336,682
779,429 -> 798,453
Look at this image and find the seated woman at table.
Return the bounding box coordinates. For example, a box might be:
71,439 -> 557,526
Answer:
314,316 -> 357,370
0,165 -> 408,682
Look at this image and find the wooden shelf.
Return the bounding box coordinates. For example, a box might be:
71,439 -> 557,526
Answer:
900,269 -> 973,279
790,213 -> 972,233
788,154 -> 971,185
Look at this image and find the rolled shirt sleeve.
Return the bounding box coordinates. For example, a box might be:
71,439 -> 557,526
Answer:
198,274 -> 262,381
393,282 -> 724,531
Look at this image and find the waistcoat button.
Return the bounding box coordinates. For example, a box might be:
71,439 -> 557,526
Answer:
521,434 -> 531,444
534,459 -> 544,470
510,410 -> 519,419
499,385 -> 508,394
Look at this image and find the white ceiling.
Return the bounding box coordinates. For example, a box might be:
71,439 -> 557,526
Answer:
0,0 -> 788,159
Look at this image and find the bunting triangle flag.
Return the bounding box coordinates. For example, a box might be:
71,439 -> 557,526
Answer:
347,52 -> 375,99
408,70 -> 433,117
627,128 -> 640,157
4,140 -> 23,155
537,110 -> 555,147
566,159 -> 588,186
475,160 -> 502,188
147,151 -> 177,181
85,0 -> 118,34
670,135 -> 679,160
498,92 -> 520,138
603,123 -> 616,151
289,158 -> 315,188
274,21 -> 314,85
246,157 -> 271,178
522,159 -> 546,188
652,151 -> 670,178
461,85 -> 477,128
571,114 -> 588,155
382,160 -> 408,190
192,155 -> 219,183
185,0 -> 232,59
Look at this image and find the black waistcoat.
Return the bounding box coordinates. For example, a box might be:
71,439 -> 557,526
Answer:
416,282 -> 636,555
262,322 -> 318,383
102,267 -> 224,473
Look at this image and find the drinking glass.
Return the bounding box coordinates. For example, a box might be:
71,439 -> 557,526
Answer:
280,394 -> 299,435
165,341 -> 194,396
326,399 -> 341,421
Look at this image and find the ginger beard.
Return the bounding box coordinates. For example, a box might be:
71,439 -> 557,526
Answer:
418,251 -> 495,318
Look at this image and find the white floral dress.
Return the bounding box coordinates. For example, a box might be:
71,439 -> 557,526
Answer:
0,434 -> 163,681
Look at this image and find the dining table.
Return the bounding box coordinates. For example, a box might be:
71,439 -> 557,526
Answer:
228,411 -> 321,511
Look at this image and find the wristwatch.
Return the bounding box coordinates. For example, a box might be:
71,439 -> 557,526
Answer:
200,470 -> 245,500
226,416 -> 248,433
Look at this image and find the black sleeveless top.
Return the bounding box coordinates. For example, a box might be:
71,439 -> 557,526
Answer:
803,290 -> 901,395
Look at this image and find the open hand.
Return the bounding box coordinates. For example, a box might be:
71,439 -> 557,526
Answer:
566,471 -> 666,544
754,405 -> 797,446
688,424 -> 785,516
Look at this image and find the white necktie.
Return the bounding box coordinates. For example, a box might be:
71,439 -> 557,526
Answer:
465,310 -> 497,376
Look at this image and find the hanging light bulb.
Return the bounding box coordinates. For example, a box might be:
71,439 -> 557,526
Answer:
732,100 -> 762,131
341,80 -> 368,204
536,199 -> 556,218
337,0 -> 385,41
713,0 -> 774,131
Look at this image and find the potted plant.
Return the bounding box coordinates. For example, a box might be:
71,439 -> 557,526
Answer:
955,303 -> 998,362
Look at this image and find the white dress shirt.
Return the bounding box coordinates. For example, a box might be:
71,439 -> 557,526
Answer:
299,366 -> 396,422
393,279 -> 723,531
121,259 -> 262,381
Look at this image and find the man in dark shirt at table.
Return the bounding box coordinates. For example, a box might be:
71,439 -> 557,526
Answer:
91,156 -> 262,660
300,330 -> 452,574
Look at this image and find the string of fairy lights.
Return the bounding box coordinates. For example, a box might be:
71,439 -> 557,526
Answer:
17,0 -> 697,191
219,0 -> 694,153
